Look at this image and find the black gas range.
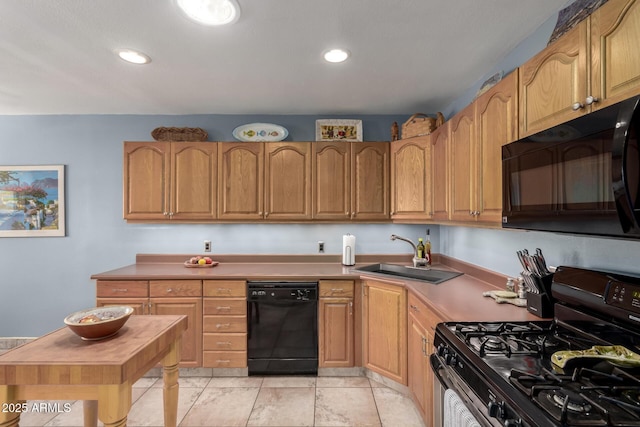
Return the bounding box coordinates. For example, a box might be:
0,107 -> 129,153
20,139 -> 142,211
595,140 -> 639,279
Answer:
431,266 -> 640,426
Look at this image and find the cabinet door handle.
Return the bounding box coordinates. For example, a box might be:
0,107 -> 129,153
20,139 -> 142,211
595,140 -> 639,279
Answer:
265,212 -> 269,217
572,101 -> 585,111
585,95 -> 599,105
349,301 -> 353,315
166,288 -> 173,293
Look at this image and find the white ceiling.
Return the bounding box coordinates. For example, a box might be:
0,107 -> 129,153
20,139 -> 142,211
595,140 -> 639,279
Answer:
0,0 -> 569,116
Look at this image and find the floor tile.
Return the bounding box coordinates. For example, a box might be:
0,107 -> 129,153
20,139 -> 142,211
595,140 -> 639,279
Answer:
134,377 -> 159,388
247,387 -> 315,427
260,376 -> 316,388
316,376 -> 371,388
206,376 -> 264,388
151,376 -> 211,388
126,387 -> 203,426
315,387 -> 381,427
180,387 -> 259,427
373,387 -> 424,427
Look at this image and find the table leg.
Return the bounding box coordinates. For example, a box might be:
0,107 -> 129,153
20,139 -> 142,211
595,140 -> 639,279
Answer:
97,383 -> 131,427
83,400 -> 98,427
0,386 -> 22,427
162,338 -> 182,427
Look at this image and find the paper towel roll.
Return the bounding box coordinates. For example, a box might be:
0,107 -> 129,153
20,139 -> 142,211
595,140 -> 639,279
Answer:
342,234 -> 356,266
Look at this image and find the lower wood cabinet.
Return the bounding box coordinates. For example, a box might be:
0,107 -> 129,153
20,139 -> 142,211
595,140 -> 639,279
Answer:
202,280 -> 247,368
96,279 -> 203,367
362,279 -> 407,385
407,292 -> 442,427
318,280 -> 354,367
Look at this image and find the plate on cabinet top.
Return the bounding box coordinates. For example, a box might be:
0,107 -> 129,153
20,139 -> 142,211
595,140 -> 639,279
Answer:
232,123 -> 288,142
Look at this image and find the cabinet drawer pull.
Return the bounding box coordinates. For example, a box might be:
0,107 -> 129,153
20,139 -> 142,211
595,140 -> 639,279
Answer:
410,304 -> 420,312
216,306 -> 232,311
217,359 -> 231,364
330,288 -> 345,293
166,288 -> 173,293
216,288 -> 231,294
216,341 -> 232,347
112,288 -> 129,293
216,323 -> 231,329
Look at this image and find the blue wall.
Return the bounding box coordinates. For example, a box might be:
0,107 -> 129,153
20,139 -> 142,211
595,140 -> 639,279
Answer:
0,114 -> 430,336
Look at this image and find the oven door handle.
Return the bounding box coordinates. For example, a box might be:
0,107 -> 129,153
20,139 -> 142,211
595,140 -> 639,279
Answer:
429,354 -> 451,390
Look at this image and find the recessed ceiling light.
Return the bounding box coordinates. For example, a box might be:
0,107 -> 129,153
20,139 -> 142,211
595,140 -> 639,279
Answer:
177,0 -> 241,26
323,49 -> 350,63
116,49 -> 151,65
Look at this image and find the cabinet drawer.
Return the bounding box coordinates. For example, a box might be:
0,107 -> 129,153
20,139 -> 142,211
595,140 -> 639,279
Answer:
319,280 -> 354,297
408,292 -> 442,331
203,280 -> 246,297
203,298 -> 247,315
203,315 -> 247,333
149,280 -> 202,297
203,333 -> 247,351
96,281 -> 148,297
203,351 -> 247,368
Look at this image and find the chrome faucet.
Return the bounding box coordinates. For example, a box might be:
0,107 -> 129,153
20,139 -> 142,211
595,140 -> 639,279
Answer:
390,234 -> 428,268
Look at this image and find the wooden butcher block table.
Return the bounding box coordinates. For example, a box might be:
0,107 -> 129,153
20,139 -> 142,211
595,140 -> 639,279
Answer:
0,315 -> 187,427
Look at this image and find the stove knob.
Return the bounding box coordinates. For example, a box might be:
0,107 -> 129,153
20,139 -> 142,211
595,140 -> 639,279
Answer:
504,419 -> 522,427
445,352 -> 457,366
487,401 -> 504,419
436,344 -> 447,357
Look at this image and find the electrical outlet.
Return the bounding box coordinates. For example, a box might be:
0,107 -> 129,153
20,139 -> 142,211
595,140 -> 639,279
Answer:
318,241 -> 325,253
204,240 -> 211,252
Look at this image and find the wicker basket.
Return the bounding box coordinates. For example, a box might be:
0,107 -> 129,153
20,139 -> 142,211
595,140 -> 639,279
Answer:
151,127 -> 208,141
402,113 -> 437,139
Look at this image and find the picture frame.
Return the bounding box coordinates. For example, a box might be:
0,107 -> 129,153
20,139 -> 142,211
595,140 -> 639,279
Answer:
0,165 -> 65,237
315,119 -> 363,142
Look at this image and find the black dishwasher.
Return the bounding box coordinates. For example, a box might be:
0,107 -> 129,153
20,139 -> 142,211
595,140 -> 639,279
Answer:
247,281 -> 318,375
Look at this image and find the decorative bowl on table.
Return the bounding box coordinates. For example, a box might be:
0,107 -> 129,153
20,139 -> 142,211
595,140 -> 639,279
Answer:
64,306 -> 134,340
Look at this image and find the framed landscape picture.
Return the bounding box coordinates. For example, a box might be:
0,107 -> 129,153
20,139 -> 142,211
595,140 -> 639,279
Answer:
315,119 -> 363,142
0,165 -> 65,237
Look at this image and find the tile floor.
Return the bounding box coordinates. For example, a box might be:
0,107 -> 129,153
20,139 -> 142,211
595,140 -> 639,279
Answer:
15,376 -> 426,427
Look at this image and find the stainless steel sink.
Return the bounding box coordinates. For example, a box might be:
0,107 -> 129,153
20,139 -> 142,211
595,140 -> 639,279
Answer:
354,263 -> 462,284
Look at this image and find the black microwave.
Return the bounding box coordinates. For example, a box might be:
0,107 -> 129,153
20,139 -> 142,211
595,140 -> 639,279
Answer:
502,95 -> 640,239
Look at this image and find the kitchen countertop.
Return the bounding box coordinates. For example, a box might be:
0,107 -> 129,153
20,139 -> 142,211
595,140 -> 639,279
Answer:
91,254 -> 543,323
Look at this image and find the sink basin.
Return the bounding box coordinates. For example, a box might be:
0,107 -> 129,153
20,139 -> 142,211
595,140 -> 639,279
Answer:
354,263 -> 462,284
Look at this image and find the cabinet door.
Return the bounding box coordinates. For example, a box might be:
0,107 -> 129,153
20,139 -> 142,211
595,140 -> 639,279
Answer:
362,280 -> 407,385
390,137 -> 432,220
474,71 -> 519,224
519,21 -> 589,136
123,142 -> 170,220
217,142 -> 264,220
264,142 -> 312,220
312,142 -> 351,220
171,142 -> 217,220
150,297 -> 203,367
430,124 -> 449,221
591,0 -> 640,109
351,143 -> 390,220
449,104 -> 475,222
318,298 -> 354,367
408,314 -> 429,421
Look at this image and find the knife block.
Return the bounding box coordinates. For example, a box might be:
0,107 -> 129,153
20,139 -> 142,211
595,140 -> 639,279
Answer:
525,273 -> 554,318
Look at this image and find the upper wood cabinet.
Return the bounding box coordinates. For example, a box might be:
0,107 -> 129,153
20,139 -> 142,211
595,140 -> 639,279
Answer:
217,142 -> 264,220
520,0 -> 640,136
218,142 -> 312,221
312,142 -> 351,220
351,142 -> 390,220
474,71 -> 519,224
449,103 -> 476,222
390,136 -> 432,220
123,141 -> 217,221
265,142 -> 312,220
430,123 -> 450,222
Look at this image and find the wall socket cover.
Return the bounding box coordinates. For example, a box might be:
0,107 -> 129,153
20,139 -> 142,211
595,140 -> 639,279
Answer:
318,241 -> 324,253
204,240 -> 211,252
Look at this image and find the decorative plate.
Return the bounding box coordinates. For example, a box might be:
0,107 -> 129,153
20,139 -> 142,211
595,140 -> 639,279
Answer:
232,123 -> 288,142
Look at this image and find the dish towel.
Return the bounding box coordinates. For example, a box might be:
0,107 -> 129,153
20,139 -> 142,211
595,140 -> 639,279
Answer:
444,389 -> 482,427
